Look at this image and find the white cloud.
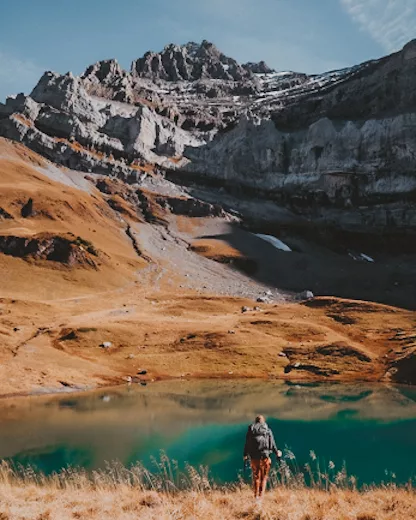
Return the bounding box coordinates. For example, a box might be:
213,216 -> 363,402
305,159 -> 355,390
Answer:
0,51 -> 43,102
340,0 -> 416,52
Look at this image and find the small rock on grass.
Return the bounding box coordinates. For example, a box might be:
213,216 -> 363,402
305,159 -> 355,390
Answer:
296,290 -> 314,301
257,296 -> 271,303
100,341 -> 112,349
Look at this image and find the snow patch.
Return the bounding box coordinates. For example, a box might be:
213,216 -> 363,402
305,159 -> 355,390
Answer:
360,253 -> 375,263
255,234 -> 292,252
348,251 -> 375,263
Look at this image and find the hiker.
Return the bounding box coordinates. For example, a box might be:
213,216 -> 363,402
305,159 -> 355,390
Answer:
243,415 -> 282,501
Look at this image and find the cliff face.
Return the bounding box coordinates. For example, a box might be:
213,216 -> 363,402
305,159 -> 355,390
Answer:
183,40 -> 416,233
184,113 -> 416,232
0,40 -> 415,235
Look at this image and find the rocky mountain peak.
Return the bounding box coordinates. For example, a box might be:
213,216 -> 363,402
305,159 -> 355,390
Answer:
242,60 -> 275,74
82,59 -> 126,84
131,40 -> 252,82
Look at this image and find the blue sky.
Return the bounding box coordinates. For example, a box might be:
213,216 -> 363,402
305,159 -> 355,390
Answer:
1,0 -> 416,101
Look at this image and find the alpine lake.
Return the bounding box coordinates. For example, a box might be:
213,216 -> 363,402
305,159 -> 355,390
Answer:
0,380 -> 415,486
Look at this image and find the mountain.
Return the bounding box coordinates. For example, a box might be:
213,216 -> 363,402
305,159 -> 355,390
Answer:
1,40 -> 415,237
0,41 -> 415,394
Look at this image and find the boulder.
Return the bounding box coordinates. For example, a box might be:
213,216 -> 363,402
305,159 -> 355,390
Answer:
257,296 -> 271,303
297,290 -> 314,301
21,198 -> 34,218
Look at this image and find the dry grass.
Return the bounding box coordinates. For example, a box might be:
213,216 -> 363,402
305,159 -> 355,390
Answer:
0,458 -> 414,520
1,485 -> 415,520
191,239 -> 247,259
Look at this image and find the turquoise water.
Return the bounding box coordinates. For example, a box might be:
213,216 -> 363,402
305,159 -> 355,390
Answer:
0,381 -> 415,485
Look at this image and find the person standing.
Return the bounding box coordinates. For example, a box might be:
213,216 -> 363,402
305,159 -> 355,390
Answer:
243,415 -> 282,503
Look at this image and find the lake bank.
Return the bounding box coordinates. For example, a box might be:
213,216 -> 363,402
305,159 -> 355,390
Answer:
1,291 -> 415,399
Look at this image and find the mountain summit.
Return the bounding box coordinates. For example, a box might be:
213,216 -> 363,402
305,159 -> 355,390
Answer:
131,40 -> 255,81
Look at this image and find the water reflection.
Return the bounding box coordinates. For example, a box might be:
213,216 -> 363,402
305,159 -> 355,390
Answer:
0,381 -> 415,484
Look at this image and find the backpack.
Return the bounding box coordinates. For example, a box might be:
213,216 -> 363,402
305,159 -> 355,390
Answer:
249,423 -> 272,457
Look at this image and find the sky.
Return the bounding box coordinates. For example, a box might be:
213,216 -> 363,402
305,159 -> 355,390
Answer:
1,0 -> 416,101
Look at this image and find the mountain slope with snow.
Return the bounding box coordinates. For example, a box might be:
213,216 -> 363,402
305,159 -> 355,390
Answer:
0,40 -> 415,239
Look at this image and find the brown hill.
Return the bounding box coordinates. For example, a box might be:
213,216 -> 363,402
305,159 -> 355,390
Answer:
0,138 -> 414,396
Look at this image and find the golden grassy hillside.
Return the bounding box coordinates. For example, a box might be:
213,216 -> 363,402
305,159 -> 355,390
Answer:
0,138 -> 414,396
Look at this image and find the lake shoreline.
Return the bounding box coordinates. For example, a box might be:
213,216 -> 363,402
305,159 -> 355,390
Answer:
1,381 -> 415,490
1,373 -> 415,402
2,292 -> 415,398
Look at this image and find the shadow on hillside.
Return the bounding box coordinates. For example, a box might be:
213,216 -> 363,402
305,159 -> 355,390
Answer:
196,223 -> 416,310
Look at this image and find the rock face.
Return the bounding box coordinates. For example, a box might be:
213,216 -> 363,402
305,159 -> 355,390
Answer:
390,350 -> 416,385
184,113 -> 416,233
0,39 -> 416,236
0,234 -> 99,268
0,70 -> 204,181
181,41 -> 416,234
156,195 -> 224,218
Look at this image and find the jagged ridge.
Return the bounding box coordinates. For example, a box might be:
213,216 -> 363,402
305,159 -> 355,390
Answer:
0,39 -> 416,237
